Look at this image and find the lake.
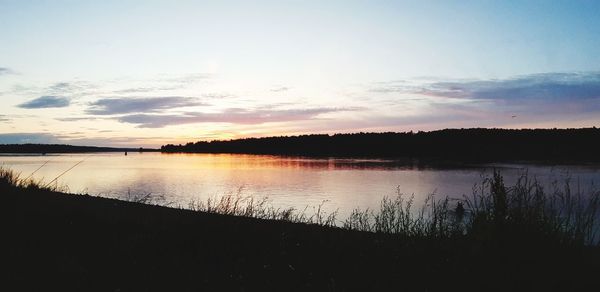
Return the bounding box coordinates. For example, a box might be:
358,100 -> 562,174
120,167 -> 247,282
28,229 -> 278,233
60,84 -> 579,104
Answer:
2,152 -> 600,219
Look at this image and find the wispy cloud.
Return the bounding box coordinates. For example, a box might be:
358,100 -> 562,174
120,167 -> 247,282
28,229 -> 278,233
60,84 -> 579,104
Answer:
369,72 -> 600,119
368,80 -> 411,93
372,72 -> 600,102
0,133 -> 61,144
86,96 -> 206,115
108,73 -> 212,94
160,73 -> 212,85
0,67 -> 13,76
7,73 -> 209,100
0,132 -> 163,147
111,86 -> 180,94
17,96 -> 71,109
7,81 -> 99,101
47,81 -> 95,95
270,86 -> 291,92
201,93 -> 236,99
117,107 -> 355,128
55,116 -> 106,122
48,82 -> 72,92
419,72 -> 600,101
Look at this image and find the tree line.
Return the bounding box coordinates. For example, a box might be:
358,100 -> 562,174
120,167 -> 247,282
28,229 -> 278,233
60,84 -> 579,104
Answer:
161,128 -> 600,162
0,144 -> 142,153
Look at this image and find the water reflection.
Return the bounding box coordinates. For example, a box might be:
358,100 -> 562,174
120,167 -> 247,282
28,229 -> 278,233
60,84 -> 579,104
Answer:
2,152 -> 599,218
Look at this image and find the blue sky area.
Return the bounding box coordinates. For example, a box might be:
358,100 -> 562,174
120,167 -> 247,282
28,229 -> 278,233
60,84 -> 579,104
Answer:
1,0 -> 599,147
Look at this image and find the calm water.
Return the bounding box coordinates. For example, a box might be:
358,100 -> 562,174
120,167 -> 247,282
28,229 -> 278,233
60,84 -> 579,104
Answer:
2,152 -> 600,218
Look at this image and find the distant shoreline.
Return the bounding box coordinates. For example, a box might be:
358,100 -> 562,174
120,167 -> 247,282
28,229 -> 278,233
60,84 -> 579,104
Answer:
3,128 -> 600,162
162,127 -> 600,162
0,144 -> 159,154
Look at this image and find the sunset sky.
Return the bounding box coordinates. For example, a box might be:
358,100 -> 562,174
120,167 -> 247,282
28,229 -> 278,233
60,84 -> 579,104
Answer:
1,0 -> 600,147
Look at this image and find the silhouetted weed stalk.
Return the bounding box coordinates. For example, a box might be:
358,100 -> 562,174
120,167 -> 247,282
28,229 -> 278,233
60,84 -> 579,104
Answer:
184,170 -> 599,245
343,171 -> 599,245
188,187 -> 338,226
123,189 -> 172,206
2,167 -> 599,245
0,166 -> 68,192
187,171 -> 600,245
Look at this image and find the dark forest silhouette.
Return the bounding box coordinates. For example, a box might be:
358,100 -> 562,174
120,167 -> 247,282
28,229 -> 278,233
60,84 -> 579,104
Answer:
0,144 -> 150,153
161,127 -> 600,162
0,144 -> 158,153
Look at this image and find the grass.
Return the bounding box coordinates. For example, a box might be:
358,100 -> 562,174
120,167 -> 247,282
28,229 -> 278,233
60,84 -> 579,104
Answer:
172,169 -> 600,246
0,166 -> 65,192
342,171 -> 600,245
2,166 -> 600,291
465,172 -> 600,245
3,166 -> 599,246
188,190 -> 339,227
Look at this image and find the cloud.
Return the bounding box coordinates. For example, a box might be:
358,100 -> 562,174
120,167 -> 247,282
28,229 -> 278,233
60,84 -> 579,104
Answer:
202,93 -> 236,99
17,96 -> 71,109
370,72 -> 600,101
49,81 -> 101,96
55,116 -> 105,122
109,73 -> 212,94
368,72 -> 600,119
0,133 -> 61,144
86,96 -> 206,115
0,132 -> 163,147
10,81 -> 97,97
61,136 -> 163,147
350,73 -> 600,133
48,82 -> 71,92
111,86 -> 180,94
162,73 -> 212,85
406,72 -> 600,101
117,107 -> 355,128
270,86 -> 291,92
0,67 -> 13,75
368,80 -> 410,93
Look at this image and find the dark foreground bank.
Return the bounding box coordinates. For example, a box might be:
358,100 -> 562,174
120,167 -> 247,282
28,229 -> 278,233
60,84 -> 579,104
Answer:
2,181 -> 600,291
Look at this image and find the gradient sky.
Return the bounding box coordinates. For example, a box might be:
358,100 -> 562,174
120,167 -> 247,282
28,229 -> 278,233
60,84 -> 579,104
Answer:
1,0 -> 600,147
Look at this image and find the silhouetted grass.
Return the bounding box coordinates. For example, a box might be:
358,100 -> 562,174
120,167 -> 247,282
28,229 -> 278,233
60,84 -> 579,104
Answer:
341,171 -> 600,245
2,167 -> 598,245
182,169 -> 600,246
2,166 -> 600,291
0,166 -> 67,192
465,172 -> 600,245
188,190 -> 338,227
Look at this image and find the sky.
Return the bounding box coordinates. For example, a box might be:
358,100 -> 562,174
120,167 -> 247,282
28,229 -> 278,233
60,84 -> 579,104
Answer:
1,0 -> 600,147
